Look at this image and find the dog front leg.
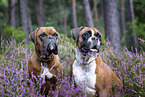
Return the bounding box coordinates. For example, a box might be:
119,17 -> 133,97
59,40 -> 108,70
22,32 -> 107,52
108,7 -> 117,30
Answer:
99,89 -> 110,97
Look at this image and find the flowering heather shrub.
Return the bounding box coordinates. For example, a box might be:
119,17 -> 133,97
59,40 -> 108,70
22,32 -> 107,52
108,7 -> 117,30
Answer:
101,41 -> 145,97
0,38 -> 40,96
0,36 -> 144,96
59,34 -> 75,75
0,36 -> 81,97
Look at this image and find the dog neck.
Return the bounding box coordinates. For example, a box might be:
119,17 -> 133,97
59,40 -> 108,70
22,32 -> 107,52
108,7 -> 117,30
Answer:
75,47 -> 98,65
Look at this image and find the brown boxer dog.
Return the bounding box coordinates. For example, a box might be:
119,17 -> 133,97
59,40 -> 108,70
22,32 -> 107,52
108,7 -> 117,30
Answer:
71,27 -> 123,97
28,27 -> 62,96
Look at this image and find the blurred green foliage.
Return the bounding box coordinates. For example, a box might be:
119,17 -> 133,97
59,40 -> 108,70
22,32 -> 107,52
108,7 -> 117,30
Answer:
127,18 -> 145,39
3,24 -> 25,42
59,34 -> 74,45
125,18 -> 145,50
1,0 -> 7,6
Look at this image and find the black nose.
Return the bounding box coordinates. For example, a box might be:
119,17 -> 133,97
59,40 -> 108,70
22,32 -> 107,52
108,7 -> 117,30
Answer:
47,42 -> 58,55
91,37 -> 98,41
48,36 -> 54,40
47,42 -> 55,51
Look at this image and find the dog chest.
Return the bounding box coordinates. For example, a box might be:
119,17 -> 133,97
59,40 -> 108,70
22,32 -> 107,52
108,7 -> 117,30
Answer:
73,60 -> 97,94
39,64 -> 54,79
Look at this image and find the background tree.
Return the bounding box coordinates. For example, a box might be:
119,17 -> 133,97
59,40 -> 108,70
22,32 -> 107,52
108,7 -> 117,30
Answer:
71,0 -> 77,28
93,0 -> 98,22
57,0 -> 63,27
35,0 -> 45,27
18,0 -> 29,45
62,0 -> 67,34
8,0 -> 16,28
120,0 -> 126,46
126,0 -> 138,49
0,0 -> 145,51
102,0 -> 122,51
27,8 -> 33,32
82,0 -> 94,27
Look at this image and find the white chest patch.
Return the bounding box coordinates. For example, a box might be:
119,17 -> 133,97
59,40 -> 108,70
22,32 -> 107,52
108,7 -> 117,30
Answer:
39,63 -> 53,79
73,60 -> 97,95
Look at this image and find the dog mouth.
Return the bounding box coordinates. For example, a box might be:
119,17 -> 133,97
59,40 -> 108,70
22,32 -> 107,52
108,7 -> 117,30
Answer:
40,41 -> 58,62
39,53 -> 54,62
80,45 -> 98,56
47,42 -> 58,55
90,46 -> 98,52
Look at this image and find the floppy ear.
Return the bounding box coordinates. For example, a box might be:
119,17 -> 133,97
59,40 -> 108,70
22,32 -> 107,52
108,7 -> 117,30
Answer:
29,27 -> 40,44
29,31 -> 36,44
71,26 -> 84,42
55,32 -> 61,43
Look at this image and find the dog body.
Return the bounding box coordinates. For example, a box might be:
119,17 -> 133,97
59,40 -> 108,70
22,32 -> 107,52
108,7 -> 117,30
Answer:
71,27 -> 122,96
28,27 -> 62,95
72,47 -> 97,95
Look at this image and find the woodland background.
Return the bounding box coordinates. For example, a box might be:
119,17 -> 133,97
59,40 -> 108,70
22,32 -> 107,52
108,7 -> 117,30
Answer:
0,0 -> 145,51
0,0 -> 145,96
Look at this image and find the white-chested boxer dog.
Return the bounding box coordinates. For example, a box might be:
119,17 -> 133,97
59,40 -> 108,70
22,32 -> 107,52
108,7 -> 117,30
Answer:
28,27 -> 62,96
70,27 -> 123,97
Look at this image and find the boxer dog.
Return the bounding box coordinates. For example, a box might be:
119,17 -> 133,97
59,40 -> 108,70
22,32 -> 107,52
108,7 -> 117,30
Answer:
28,27 -> 62,96
71,27 -> 123,97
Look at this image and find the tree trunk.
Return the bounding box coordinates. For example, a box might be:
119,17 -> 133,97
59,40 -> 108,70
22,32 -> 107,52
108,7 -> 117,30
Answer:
18,0 -> 29,45
62,0 -> 67,34
58,0 -> 63,26
120,0 -> 126,46
126,0 -> 137,49
82,0 -> 94,27
35,0 -> 45,27
71,0 -> 77,28
26,0 -> 33,32
101,0 -> 104,26
93,0 -> 98,22
8,0 -> 16,28
28,16 -> 33,32
103,0 -> 122,51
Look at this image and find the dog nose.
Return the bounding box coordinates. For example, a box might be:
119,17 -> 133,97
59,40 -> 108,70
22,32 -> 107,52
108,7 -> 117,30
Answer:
47,42 -> 55,51
48,36 -> 54,39
91,37 -> 98,41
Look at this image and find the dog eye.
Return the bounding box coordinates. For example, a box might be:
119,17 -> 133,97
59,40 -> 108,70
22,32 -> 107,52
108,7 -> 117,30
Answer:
39,33 -> 47,39
95,32 -> 102,39
53,33 -> 58,37
84,33 -> 89,37
82,31 -> 91,40
53,33 -> 58,38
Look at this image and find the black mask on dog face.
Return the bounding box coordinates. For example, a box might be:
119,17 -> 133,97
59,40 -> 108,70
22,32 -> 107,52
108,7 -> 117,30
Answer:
39,32 -> 58,56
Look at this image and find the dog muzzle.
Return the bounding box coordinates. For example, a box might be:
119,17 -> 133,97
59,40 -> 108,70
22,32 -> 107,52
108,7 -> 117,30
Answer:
80,39 -> 100,56
39,36 -> 58,62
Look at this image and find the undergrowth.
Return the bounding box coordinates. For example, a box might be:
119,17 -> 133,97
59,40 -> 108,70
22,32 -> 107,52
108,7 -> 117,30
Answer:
0,36 -> 144,97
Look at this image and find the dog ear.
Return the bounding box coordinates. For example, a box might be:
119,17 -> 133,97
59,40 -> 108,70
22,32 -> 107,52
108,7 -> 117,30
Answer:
71,26 -> 84,42
55,32 -> 61,44
29,31 -> 36,44
29,27 -> 40,44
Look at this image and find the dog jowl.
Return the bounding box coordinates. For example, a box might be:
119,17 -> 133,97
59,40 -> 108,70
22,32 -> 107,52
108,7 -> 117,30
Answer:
71,27 -> 123,97
28,27 -> 62,96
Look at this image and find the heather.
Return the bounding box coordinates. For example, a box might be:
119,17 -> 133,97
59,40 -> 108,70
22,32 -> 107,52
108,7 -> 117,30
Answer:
0,36 -> 145,97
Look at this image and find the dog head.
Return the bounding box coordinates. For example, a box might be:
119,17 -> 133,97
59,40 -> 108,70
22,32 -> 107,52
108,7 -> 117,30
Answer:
29,27 -> 60,62
71,27 -> 102,56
